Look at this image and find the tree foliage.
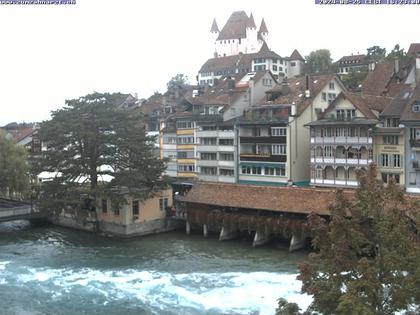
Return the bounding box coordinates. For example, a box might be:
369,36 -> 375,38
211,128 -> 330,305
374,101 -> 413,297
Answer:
167,73 -> 189,90
291,165 -> 420,315
35,92 -> 168,210
340,69 -> 368,92
385,44 -> 410,64
305,49 -> 335,74
367,46 -> 386,63
0,130 -> 29,198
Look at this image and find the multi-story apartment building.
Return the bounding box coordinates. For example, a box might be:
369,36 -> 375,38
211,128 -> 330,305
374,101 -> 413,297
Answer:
236,73 -> 346,186
237,106 -> 289,185
337,54 -> 369,75
189,71 -> 277,183
308,92 -> 393,187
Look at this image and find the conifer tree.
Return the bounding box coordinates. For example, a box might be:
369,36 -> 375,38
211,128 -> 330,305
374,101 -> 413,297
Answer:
35,92 -> 168,210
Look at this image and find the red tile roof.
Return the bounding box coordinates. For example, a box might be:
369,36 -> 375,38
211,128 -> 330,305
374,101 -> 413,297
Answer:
361,62 -> 395,96
182,182 -> 356,216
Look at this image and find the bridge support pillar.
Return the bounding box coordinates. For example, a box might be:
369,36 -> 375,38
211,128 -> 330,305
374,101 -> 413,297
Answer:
253,228 -> 271,247
203,224 -> 208,237
186,221 -> 191,235
289,234 -> 306,252
219,226 -> 238,241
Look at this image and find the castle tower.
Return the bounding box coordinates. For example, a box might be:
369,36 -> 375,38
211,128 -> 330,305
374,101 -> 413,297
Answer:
245,13 -> 257,54
258,18 -> 269,44
210,18 -> 220,57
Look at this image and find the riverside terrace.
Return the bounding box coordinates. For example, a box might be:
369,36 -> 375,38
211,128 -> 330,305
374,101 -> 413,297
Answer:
180,182 -> 355,252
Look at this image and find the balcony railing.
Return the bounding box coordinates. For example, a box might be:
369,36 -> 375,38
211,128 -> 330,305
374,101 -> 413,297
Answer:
311,136 -> 372,145
311,178 -> 358,187
311,157 -> 372,166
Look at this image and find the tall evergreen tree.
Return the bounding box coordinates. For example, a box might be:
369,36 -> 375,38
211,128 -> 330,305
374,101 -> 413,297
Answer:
292,165 -> 420,315
35,92 -> 168,209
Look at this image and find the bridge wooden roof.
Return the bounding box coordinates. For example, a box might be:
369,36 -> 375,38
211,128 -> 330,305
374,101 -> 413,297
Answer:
182,183 -> 354,216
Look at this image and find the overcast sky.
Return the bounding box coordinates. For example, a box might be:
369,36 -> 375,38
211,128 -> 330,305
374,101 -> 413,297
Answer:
0,0 -> 419,125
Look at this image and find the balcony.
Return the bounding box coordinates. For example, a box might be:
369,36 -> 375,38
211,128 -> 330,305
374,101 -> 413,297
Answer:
197,160 -> 218,167
311,136 -> 372,145
311,157 -> 373,166
240,153 -> 286,163
311,178 -> 358,187
196,130 -> 235,138
410,139 -> 420,148
240,136 -> 286,144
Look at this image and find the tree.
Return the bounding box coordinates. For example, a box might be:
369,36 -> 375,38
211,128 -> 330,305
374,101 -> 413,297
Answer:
0,130 -> 29,198
35,92 -> 168,210
385,44 -> 408,63
167,73 -> 189,90
305,49 -> 334,74
340,69 -> 368,92
292,165 -> 420,315
367,46 -> 386,63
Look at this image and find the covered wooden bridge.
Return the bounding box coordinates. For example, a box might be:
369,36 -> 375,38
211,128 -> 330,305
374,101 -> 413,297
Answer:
181,182 -> 352,251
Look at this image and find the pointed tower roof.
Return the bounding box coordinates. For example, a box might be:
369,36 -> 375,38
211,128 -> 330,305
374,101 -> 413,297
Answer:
255,41 -> 281,59
217,11 -> 249,40
247,13 -> 256,28
259,18 -> 268,33
210,18 -> 219,33
290,49 -> 305,61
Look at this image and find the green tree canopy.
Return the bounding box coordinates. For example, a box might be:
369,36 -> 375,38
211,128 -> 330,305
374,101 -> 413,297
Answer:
35,92 -> 168,209
385,44 -> 409,63
167,73 -> 189,90
367,45 -> 386,63
289,165 -> 420,315
305,49 -> 334,74
0,130 -> 29,198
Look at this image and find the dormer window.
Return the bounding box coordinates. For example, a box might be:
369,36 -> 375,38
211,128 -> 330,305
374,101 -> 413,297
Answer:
329,82 -> 335,90
412,102 -> 420,113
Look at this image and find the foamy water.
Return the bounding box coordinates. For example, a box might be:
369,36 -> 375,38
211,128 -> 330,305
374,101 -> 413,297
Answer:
0,225 -> 311,315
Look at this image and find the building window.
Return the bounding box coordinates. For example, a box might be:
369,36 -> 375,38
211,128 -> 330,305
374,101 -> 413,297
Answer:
177,165 -> 195,172
132,200 -> 139,216
412,103 -> 420,112
380,154 -> 389,167
272,65 -> 278,71
383,135 -> 399,145
291,61 -> 296,67
272,144 -> 286,155
324,146 -> 333,157
164,136 -> 177,144
200,152 -> 217,160
177,151 -> 194,159
252,127 -> 262,137
385,118 -> 400,128
241,166 -> 262,175
322,92 -> 327,102
101,199 -> 107,213
177,136 -> 194,144
409,172 -> 417,185
219,138 -> 234,146
220,168 -> 234,176
200,166 -> 217,175
159,198 -> 168,211
392,154 -> 401,168
220,153 -> 234,161
329,82 -> 335,90
113,203 -> 120,216
381,173 -> 400,184
176,121 -> 194,129
264,166 -> 285,176
271,127 -> 286,136
200,137 -> 217,145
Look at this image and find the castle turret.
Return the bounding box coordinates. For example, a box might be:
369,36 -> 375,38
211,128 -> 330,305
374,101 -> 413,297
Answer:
258,18 -> 269,44
245,13 -> 258,54
210,18 -> 220,57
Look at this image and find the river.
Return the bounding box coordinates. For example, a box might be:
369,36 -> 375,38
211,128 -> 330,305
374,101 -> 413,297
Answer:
0,221 -> 311,315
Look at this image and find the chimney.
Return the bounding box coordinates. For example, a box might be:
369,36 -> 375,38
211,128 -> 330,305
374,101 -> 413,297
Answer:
416,52 -> 420,83
305,75 -> 311,98
394,58 -> 400,74
290,103 -> 297,116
